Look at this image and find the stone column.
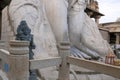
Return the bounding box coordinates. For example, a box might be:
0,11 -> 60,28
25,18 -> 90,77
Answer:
115,33 -> 120,44
58,42 -> 70,80
95,15 -> 101,25
8,40 -> 29,80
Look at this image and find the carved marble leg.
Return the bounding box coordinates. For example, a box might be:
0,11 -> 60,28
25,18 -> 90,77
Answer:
42,0 -> 69,43
68,1 -> 109,59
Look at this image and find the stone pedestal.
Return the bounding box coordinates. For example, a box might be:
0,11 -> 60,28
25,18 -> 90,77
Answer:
8,41 -> 29,80
58,42 -> 70,80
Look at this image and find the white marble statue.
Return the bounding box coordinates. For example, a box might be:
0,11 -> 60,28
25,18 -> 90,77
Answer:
1,0 -> 116,80
3,0 -> 59,80
41,0 -> 69,43
42,0 -> 110,59
40,1 -> 116,80
68,0 -> 110,59
6,0 -> 59,80
8,0 -> 58,58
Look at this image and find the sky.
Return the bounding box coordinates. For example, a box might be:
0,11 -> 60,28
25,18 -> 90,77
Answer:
97,0 -> 120,23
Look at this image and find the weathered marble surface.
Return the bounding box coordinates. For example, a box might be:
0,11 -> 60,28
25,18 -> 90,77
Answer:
42,0 -> 110,59
40,0 -> 116,80
2,1 -> 59,79
68,0 -> 110,58
1,0 -> 116,80
2,0 -> 110,61
8,0 -> 58,58
41,0 -> 69,43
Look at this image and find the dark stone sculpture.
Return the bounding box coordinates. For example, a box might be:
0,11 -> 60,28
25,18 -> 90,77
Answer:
16,20 -> 35,59
16,21 -> 37,80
